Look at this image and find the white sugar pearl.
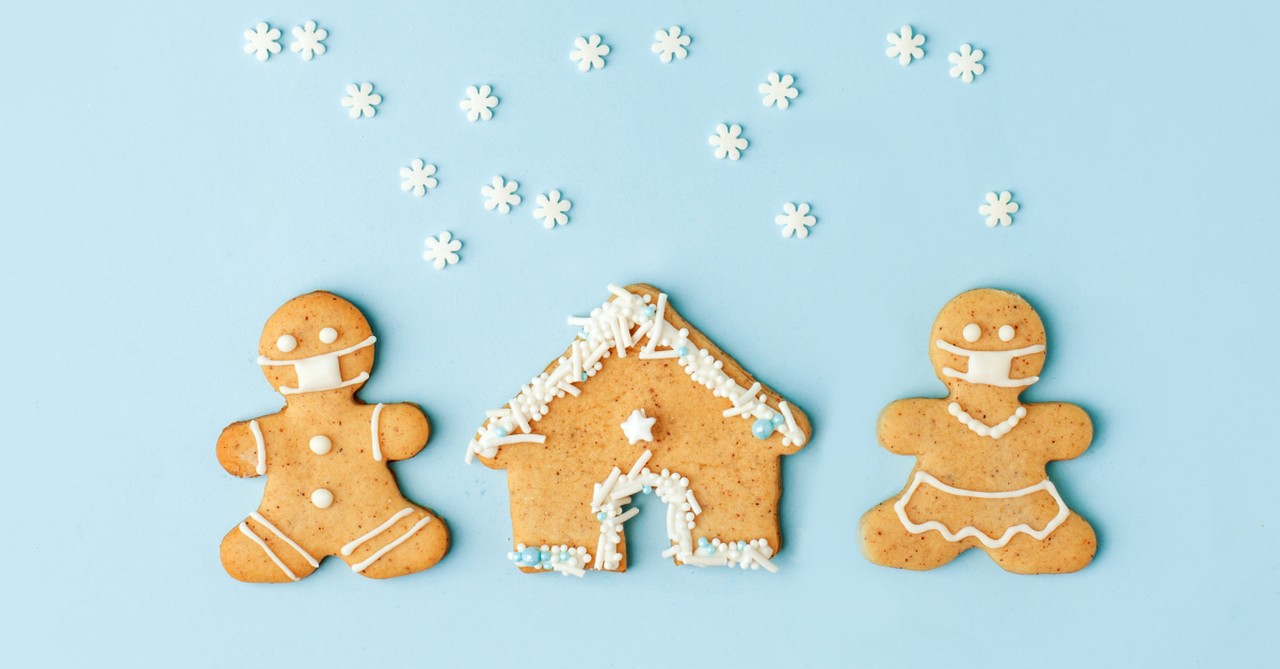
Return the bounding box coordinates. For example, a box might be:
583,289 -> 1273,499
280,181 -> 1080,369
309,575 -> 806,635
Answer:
319,326 -> 338,343
309,435 -> 332,455
276,334 -> 297,352
310,488 -> 334,509
963,323 -> 981,342
999,325 -> 1016,341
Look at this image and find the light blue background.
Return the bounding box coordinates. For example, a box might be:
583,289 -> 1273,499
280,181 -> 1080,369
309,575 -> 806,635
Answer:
3,1 -> 1277,666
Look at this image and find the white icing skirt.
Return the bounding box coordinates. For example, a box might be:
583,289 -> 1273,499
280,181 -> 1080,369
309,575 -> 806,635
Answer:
893,471 -> 1070,549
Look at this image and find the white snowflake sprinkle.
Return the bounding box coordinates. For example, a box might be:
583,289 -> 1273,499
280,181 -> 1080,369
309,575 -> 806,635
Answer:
759,72 -> 799,110
533,190 -> 572,229
776,202 -> 817,239
979,191 -> 1019,227
709,123 -> 748,161
244,23 -> 282,62
290,21 -> 327,61
460,85 -> 498,122
886,25 -> 925,66
400,159 -> 438,197
948,44 -> 985,83
652,26 -> 691,63
482,177 -> 521,214
570,34 -> 610,72
341,83 -> 382,119
423,231 -> 462,269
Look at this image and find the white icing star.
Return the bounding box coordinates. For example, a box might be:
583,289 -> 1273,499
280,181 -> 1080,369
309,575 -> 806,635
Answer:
620,409 -> 656,445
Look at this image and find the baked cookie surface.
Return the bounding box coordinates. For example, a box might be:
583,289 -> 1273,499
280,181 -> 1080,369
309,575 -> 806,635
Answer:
860,288 -> 1095,574
468,284 -> 811,575
217,291 -> 449,582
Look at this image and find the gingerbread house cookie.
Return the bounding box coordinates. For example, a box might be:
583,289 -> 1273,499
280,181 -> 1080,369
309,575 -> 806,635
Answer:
467,284 -> 811,575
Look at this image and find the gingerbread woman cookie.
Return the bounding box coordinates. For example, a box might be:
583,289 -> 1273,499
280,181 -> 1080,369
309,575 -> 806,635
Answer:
217,291 -> 449,582
860,288 -> 1096,574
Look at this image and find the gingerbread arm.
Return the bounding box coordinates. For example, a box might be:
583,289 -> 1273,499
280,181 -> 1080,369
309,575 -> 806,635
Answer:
876,399 -> 929,456
374,402 -> 431,462
217,420 -> 267,478
1044,403 -> 1094,461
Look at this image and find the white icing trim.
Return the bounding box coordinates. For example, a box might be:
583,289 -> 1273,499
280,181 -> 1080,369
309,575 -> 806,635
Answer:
893,471 -> 1071,549
350,516 -> 432,573
468,285 -> 805,460
248,420 -> 266,476
249,511 -> 319,567
341,507 -> 414,556
371,403 -> 384,462
948,402 -> 1027,439
590,450 -> 777,572
256,336 -> 376,395
238,523 -> 298,581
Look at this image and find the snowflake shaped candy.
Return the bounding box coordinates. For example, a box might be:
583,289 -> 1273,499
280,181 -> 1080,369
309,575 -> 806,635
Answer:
570,34 -> 610,72
949,44 -> 985,83
290,21 -> 327,61
423,231 -> 462,270
776,202 -> 817,239
482,177 -> 521,214
979,191 -> 1019,227
709,123 -> 748,161
460,85 -> 498,122
652,26 -> 691,63
341,83 -> 382,119
533,190 -> 572,229
886,25 -> 925,66
400,159 -> 439,197
760,72 -> 799,109
244,23 -> 282,61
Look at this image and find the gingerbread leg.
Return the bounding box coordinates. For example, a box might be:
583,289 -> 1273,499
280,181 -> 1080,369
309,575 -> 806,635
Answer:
859,499 -> 967,570
340,507 -> 450,579
220,514 -> 321,583
984,512 -> 1097,575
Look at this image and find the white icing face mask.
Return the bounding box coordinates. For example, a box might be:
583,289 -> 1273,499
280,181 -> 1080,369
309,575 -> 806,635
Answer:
935,339 -> 1045,388
257,336 -> 376,395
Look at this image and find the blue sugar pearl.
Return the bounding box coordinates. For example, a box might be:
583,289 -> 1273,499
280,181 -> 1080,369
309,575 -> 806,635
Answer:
676,346 -> 689,358
540,550 -> 551,562
642,486 -> 652,494
494,425 -> 509,437
582,372 -> 589,381
698,537 -> 708,547
752,418 -> 774,440
644,306 -> 656,317
596,511 -> 607,521
520,547 -> 540,565
771,413 -> 786,427
561,552 -> 571,562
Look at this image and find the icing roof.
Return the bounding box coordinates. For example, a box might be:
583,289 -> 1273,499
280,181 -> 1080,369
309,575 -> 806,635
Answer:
465,284 -> 808,463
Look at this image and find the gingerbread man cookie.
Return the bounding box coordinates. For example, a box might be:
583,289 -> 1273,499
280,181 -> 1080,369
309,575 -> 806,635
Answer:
217,291 -> 449,582
860,289 -> 1096,574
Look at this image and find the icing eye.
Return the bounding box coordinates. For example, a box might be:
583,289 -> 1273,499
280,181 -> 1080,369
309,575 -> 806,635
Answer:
998,325 -> 1016,342
962,323 -> 981,343
319,327 -> 338,344
276,334 -> 297,353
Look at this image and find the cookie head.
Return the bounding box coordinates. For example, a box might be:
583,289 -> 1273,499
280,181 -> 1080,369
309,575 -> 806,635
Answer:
929,289 -> 1046,392
256,291 -> 376,396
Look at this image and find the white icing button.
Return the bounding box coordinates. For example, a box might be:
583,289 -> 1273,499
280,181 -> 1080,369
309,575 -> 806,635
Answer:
962,323 -> 981,342
999,325 -> 1016,341
276,334 -> 297,352
319,327 -> 338,344
311,488 -> 334,509
309,435 -> 332,455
